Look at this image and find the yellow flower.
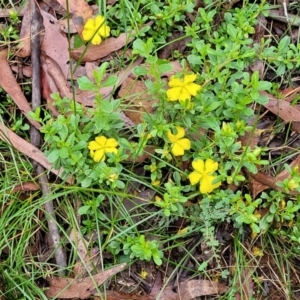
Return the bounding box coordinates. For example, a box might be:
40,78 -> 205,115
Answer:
88,136 -> 118,162
140,269 -> 148,280
109,173 -> 118,182
288,179 -> 299,190
82,15 -> 110,45
167,126 -> 191,156
151,180 -> 160,187
166,74 -> 201,102
189,159 -> 221,194
252,246 -> 264,257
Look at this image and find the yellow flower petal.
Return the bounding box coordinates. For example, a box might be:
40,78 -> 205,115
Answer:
88,141 -> 101,150
183,74 -> 197,84
168,75 -> 184,87
171,143 -> 185,156
84,18 -> 95,30
192,159 -> 205,174
95,136 -> 107,146
167,131 -> 177,143
94,15 -> 105,28
91,34 -> 102,45
105,138 -> 118,148
205,159 -> 219,174
178,88 -> 192,101
98,24 -> 110,38
93,149 -> 105,162
174,127 -> 185,139
82,28 -> 94,41
105,147 -> 118,154
200,175 -> 220,194
185,83 -> 201,96
167,87 -> 182,101
176,138 -> 191,150
189,171 -> 202,185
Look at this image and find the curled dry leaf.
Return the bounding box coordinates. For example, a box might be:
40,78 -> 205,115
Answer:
40,9 -> 70,78
96,279 -> 227,300
0,123 -> 72,183
118,77 -> 156,124
71,32 -> 135,62
157,280 -> 227,300
56,0 -> 93,34
240,121 -> 300,196
0,49 -> 40,129
261,91 -> 300,122
11,182 -> 40,193
41,53 -> 73,99
70,229 -> 100,277
43,0 -> 66,15
11,65 -> 32,77
44,263 -> 127,299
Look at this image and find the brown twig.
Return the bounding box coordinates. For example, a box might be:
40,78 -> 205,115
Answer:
30,0 -> 66,276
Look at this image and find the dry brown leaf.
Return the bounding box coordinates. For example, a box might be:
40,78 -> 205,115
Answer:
234,269 -> 254,300
241,115 -> 300,196
15,2 -> 31,57
11,65 -> 32,77
43,0 -> 66,15
96,279 -> 227,300
11,182 -> 40,193
56,0 -> 93,34
41,53 -> 73,99
97,291 -> 155,300
249,176 -> 270,198
58,18 -> 78,33
76,56 -> 144,106
249,155 -> 300,196
71,32 -> 135,62
158,280 -> 228,300
261,91 -> 300,122
0,122 -> 72,183
44,263 -> 126,299
158,33 -> 191,59
0,48 -> 40,129
118,77 -> 156,124
70,229 -> 100,277
40,9 -> 70,78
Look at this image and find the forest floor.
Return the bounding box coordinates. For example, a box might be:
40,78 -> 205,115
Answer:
1,0 -> 300,299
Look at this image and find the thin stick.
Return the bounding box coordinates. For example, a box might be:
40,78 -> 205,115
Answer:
30,0 -> 66,275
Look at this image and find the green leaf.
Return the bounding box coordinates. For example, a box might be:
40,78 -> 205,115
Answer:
59,147 -> 69,159
187,54 -> 202,65
257,81 -> 272,91
47,149 -> 60,163
278,36 -> 290,53
102,75 -> 118,88
78,76 -> 95,91
94,62 -> 109,85
255,93 -> 269,105
153,256 -> 162,266
74,34 -> 85,48
206,101 -> 221,112
157,63 -> 173,74
132,66 -> 148,76
78,205 -> 90,215
132,38 -> 153,58
100,100 -> 114,113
